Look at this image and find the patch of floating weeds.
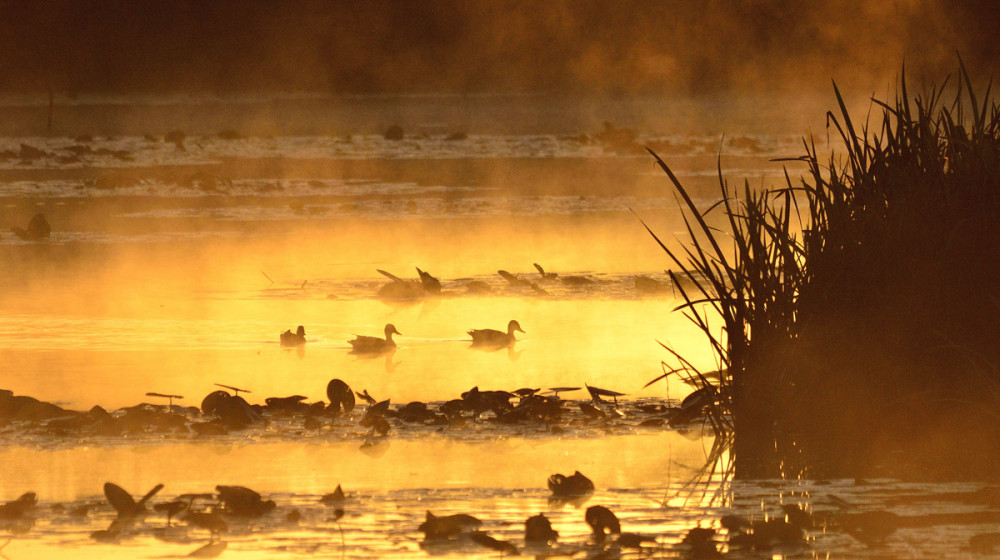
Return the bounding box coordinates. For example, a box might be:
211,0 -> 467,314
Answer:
7,474 -> 1000,558
0,382 -> 717,448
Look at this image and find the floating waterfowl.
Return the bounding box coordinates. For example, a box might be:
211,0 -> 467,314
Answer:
376,269 -> 425,300
468,320 -> 523,347
280,326 -> 306,347
0,492 -> 36,520
548,471 -> 595,497
533,263 -> 558,280
349,324 -> 400,354
416,267 -> 441,293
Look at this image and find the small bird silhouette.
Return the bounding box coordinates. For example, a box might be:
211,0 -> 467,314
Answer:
280,326 -> 306,347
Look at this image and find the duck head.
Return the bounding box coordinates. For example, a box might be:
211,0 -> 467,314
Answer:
385,324 -> 401,337
507,320 -> 524,335
296,326 -> 305,337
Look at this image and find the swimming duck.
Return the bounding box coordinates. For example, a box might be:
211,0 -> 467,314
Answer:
468,320 -> 523,347
548,470 -> 595,497
280,326 -> 306,347
416,267 -> 441,293
349,324 -> 400,354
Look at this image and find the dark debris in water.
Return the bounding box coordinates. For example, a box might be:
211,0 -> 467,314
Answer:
0,383 -> 707,448
4,472 -> 1000,558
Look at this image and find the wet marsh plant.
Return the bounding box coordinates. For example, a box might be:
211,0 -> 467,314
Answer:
645,61 -> 1000,479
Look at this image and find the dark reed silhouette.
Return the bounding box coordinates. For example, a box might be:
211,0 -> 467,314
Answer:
641,60 -> 1000,479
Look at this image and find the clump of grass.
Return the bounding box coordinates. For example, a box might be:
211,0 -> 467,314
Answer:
645,60 -> 1000,479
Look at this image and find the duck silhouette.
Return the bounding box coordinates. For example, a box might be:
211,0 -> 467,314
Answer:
349,324 -> 400,355
416,267 -> 441,293
548,470 -> 595,497
468,320 -> 523,348
280,326 -> 306,347
376,269 -> 426,301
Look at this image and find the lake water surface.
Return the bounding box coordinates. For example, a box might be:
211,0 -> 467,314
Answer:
2,95 -> 997,558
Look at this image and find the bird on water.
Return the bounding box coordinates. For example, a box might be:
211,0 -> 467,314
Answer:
280,326 -> 306,347
349,324 -> 400,354
468,320 -> 523,347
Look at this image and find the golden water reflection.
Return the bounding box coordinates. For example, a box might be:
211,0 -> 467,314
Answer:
0,433 -> 720,559
1,297 -> 713,410
0,433 -> 710,500
1,211 -> 727,558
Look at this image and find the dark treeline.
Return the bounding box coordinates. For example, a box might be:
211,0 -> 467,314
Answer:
1,0 -> 998,95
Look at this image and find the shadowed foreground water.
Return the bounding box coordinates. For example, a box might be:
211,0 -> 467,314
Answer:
1,434 -> 718,558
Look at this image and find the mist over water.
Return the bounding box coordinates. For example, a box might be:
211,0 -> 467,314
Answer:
1,2 -> 997,557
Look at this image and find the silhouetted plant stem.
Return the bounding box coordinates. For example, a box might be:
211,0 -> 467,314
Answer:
646,59 -> 1000,479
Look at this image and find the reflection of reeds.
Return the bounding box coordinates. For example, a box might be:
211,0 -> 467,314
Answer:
645,60 -> 1000,479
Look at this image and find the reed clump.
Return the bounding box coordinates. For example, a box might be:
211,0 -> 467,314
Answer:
647,61 -> 1000,479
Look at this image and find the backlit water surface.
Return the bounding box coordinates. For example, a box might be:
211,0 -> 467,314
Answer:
1,96 -> 996,558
